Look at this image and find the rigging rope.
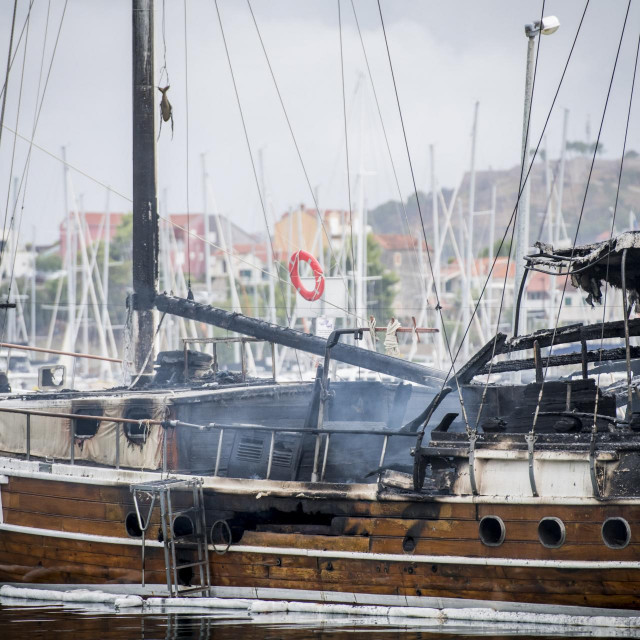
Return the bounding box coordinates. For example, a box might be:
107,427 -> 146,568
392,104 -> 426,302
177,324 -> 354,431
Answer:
411,0 -> 590,435
183,0 -> 191,292
338,0 -> 358,320
530,0 -> 633,438
245,0 -> 354,307
592,27 -> 640,430
376,0 -> 473,434
474,0 -> 547,430
0,0 -> 30,346
349,0 -> 427,295
213,0 -> 303,379
0,0 -> 18,155
0,0 -> 35,103
0,0 -> 67,342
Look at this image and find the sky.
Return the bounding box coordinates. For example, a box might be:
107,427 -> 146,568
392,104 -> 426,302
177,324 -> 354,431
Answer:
0,0 -> 639,246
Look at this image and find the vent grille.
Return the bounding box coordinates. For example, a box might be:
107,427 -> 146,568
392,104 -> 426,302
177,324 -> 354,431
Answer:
236,437 -> 264,462
272,447 -> 293,467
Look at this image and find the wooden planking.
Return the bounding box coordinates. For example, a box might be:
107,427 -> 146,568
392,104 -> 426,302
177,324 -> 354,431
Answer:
239,531 -> 370,552
476,503 -> 640,523
332,516 -> 632,544
369,536 -> 640,561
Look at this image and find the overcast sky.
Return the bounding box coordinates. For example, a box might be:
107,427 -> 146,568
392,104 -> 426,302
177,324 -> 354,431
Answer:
0,0 -> 639,246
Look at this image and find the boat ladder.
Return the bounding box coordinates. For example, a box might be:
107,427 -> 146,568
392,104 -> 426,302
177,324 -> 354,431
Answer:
131,477 -> 211,597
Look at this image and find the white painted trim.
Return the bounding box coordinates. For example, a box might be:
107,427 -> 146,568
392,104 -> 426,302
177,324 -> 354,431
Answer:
1,523 -> 639,571
1,457 -> 639,505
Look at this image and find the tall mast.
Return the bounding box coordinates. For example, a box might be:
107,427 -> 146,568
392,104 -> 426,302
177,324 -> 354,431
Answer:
132,0 -> 159,374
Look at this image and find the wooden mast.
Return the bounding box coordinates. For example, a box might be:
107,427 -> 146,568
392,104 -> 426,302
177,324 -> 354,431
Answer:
131,0 -> 159,374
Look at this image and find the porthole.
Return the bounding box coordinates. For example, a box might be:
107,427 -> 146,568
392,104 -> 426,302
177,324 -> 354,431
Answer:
73,406 -> 102,439
538,517 -> 565,549
602,517 -> 631,549
479,515 -> 505,547
402,535 -> 416,554
172,515 -> 194,538
125,511 -> 144,538
123,406 -> 152,445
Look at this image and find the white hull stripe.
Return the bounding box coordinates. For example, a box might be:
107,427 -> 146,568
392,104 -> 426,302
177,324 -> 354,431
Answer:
1,522 -> 639,571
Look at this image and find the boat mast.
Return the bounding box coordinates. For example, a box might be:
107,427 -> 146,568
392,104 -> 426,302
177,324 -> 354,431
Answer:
132,0 -> 159,375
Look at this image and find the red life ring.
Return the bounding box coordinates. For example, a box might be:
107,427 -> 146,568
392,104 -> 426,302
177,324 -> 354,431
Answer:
288,250 -> 325,302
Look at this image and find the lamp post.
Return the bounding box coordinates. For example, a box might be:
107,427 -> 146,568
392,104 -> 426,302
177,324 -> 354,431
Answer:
512,16 -> 560,337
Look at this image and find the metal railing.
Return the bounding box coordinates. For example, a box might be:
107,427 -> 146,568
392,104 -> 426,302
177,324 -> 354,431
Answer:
0,404 -> 414,483
201,421 -> 416,482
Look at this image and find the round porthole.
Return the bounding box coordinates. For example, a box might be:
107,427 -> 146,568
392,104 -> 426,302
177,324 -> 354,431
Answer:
538,517 -> 565,549
172,515 -> 194,538
125,511 -> 144,538
602,517 -> 631,549
402,535 -> 416,554
479,515 -> 505,547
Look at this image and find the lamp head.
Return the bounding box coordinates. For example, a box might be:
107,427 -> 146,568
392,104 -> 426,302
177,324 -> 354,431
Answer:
525,15 -> 560,38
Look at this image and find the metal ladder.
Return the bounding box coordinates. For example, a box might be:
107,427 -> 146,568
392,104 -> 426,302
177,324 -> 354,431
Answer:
131,477 -> 211,597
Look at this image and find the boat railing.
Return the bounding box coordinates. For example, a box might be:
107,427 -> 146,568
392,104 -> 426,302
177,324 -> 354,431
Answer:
0,405 -> 414,482
195,421 -> 417,482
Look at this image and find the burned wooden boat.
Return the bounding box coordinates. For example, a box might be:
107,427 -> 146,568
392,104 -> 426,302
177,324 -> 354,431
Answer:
1,0 -> 640,621
1,234 -> 640,614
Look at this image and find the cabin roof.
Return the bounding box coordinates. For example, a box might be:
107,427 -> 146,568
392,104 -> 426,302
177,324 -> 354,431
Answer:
528,231 -> 640,305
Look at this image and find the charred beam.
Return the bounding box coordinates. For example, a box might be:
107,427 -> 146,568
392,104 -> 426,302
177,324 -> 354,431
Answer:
132,0 -> 159,374
503,319 -> 640,354
455,333 -> 507,384
154,294 -> 446,388
478,346 -> 640,375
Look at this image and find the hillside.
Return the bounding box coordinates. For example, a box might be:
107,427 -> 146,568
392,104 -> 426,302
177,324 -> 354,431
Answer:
368,155 -> 640,255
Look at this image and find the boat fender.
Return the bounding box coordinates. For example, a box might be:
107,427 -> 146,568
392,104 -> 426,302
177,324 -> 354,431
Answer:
288,250 -> 325,302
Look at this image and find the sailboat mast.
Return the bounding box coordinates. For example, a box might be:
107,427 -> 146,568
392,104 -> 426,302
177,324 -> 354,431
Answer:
132,0 -> 159,374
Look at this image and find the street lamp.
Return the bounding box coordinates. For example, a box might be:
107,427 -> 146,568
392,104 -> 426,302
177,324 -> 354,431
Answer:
512,15 -> 560,337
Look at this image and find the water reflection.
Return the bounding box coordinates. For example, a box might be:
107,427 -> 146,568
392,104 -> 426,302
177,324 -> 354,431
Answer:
0,603 -> 637,640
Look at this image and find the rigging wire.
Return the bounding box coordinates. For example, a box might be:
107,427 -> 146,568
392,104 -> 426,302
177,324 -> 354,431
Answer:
245,0 -> 354,305
0,0 -> 36,103
159,0 -> 170,87
530,0 -> 633,437
183,0 -> 191,292
0,0 -> 19,153
0,0 -> 68,341
213,0 -> 303,379
338,0 -> 358,319
414,0 -> 590,435
473,0 -> 547,429
0,2 -> 30,298
592,26 -> 640,429
0,126 -> 369,324
349,0 -> 427,294
376,0 -> 474,433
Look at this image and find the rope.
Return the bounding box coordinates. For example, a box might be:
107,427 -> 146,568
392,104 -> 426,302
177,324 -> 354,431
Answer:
0,0 -> 18,153
0,0 -> 35,103
246,0 -> 354,307
349,0 -> 427,294
415,0 -> 589,435
474,0 -> 547,430
376,0 -> 473,434
338,0 -> 357,318
213,0 -> 303,379
159,0 -> 170,87
183,0 -> 191,292
530,0 -> 633,438
592,27 -> 640,429
0,3 -> 30,345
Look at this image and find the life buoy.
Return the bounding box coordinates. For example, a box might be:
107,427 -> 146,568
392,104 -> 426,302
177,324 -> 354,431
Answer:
289,250 -> 325,302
